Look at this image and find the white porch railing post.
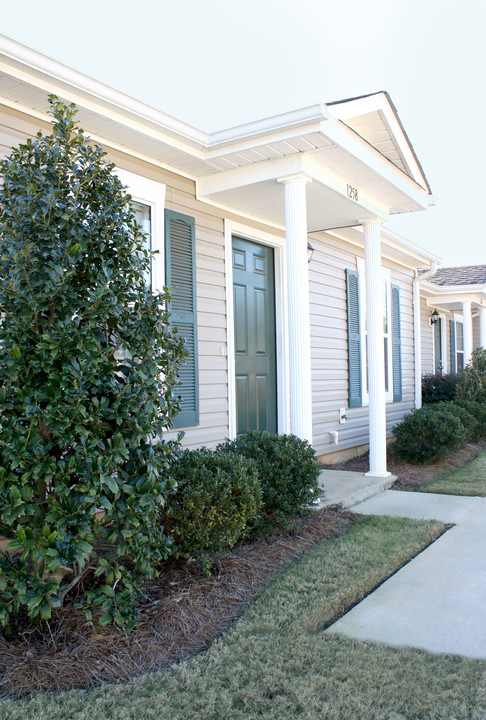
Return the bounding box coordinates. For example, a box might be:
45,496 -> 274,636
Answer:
278,173 -> 313,444
362,218 -> 390,478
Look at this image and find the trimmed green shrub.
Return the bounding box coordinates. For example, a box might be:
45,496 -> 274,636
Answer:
432,402 -> 478,442
422,372 -> 460,404
0,98 -> 187,630
456,348 -> 486,405
455,399 -> 486,439
164,448 -> 262,569
219,432 -> 321,533
393,405 -> 467,463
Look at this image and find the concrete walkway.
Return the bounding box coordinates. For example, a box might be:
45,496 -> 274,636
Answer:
325,489 -> 486,659
317,469 -> 396,509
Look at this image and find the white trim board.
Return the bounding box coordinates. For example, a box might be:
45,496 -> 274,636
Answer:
224,220 -> 289,439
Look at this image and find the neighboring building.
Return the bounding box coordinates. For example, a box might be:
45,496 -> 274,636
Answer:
419,266 -> 486,379
0,35 -> 439,476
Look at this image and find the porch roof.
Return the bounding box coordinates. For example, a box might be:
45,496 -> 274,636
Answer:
0,34 -> 436,252
421,267 -> 486,312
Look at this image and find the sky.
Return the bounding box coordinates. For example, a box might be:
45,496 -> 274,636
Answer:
1,0 -> 485,267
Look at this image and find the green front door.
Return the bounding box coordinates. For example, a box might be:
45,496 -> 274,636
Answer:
232,236 -> 277,434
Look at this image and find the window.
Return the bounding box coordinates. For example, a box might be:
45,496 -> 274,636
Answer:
450,317 -> 464,372
114,168 -> 166,293
346,261 -> 402,408
114,169 -> 199,429
356,259 -> 396,405
131,201 -> 152,286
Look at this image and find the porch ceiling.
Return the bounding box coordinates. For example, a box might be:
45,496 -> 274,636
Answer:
197,175 -> 380,233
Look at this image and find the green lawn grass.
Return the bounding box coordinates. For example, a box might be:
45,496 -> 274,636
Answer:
2,514 -> 485,719
420,450 -> 486,497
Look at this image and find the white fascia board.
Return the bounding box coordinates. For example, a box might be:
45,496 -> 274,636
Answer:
319,116 -> 437,210
0,95 -> 201,183
380,227 -> 442,266
0,59 -> 208,161
197,154 -> 305,196
421,281 -> 486,295
329,225 -> 440,269
329,92 -> 426,187
0,36 -> 330,160
421,285 -> 486,306
0,35 -> 208,150
206,104 -> 329,150
204,121 -> 326,161
197,153 -> 389,219
424,294 -> 485,306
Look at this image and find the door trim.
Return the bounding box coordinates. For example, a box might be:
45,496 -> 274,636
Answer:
224,219 -> 289,439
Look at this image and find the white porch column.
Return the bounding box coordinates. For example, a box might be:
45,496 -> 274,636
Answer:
362,218 -> 390,478
278,173 -> 313,443
462,300 -> 473,366
479,306 -> 486,349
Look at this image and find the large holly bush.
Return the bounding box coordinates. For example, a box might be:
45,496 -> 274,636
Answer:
0,97 -> 186,630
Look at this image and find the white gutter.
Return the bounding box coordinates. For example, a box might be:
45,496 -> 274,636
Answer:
381,227 -> 442,268
413,263 -> 438,409
0,34 -> 330,154
208,104 -> 329,147
420,280 -> 486,295
0,34 -> 209,148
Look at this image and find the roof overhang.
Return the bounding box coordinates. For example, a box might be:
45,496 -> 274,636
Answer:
421,280 -> 486,312
321,225 -> 440,271
0,34 -> 436,241
327,92 -> 431,193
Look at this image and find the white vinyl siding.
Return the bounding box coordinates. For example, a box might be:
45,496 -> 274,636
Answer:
309,233 -> 414,459
0,104 -> 421,460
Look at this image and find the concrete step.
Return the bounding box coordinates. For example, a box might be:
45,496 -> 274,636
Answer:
316,469 -> 397,510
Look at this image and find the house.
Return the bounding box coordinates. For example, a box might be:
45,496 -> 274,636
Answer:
419,266 -> 486,378
0,34 -> 439,478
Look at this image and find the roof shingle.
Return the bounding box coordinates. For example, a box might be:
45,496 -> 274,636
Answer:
427,265 -> 486,287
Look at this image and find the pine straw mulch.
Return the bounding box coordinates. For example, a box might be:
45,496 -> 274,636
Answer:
0,507 -> 353,698
322,440 -> 486,490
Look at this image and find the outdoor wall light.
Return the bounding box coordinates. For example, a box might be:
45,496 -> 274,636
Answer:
430,309 -> 440,325
307,242 -> 315,263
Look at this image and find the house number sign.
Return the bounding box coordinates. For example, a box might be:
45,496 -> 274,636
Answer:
347,184 -> 359,201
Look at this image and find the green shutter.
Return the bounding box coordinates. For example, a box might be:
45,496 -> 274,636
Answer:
450,320 -> 456,373
346,269 -> 362,408
391,284 -> 402,402
165,210 -> 199,428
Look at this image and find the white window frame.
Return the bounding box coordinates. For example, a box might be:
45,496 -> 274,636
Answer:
454,313 -> 464,372
357,257 -> 394,405
114,168 -> 166,293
